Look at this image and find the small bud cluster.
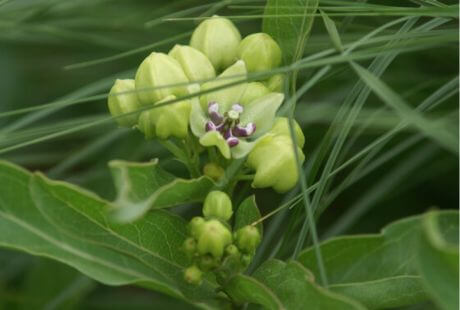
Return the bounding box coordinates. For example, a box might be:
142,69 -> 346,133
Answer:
183,191 -> 261,285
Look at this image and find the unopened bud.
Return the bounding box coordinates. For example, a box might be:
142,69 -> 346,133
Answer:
225,244 -> 240,258
203,163 -> 225,181
107,79 -> 142,127
190,16 -> 241,71
137,95 -> 191,140
188,216 -> 206,239
247,134 -> 305,193
237,33 -> 282,73
235,225 -> 261,254
202,191 -> 233,222
135,52 -> 189,105
198,254 -> 219,271
240,82 -> 270,106
197,219 -> 232,259
269,117 -> 305,148
241,253 -> 253,267
265,74 -> 285,92
182,237 -> 197,258
184,265 -> 202,285
169,44 -> 216,82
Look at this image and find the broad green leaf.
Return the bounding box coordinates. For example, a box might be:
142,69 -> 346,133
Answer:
298,211 -> 459,309
256,259 -> 365,309
0,160 -> 220,309
319,10 -> 343,52
224,274 -> 283,310
234,195 -> 263,236
225,260 -> 364,310
263,0 -> 319,64
109,160 -> 215,222
417,211 -> 459,310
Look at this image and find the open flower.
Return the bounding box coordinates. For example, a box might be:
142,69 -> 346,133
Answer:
189,60 -> 284,159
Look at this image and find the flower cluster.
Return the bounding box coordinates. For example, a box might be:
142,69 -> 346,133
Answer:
182,191 -> 261,285
107,15 -> 306,193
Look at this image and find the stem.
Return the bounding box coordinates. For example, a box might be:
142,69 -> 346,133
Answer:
236,174 -> 254,181
159,139 -> 199,178
159,139 -> 187,162
184,136 -> 201,178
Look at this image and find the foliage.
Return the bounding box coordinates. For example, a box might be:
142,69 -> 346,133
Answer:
0,0 -> 458,309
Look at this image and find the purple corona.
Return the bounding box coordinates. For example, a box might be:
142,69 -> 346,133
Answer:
204,102 -> 256,147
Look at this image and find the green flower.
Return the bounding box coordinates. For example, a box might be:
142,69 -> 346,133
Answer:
237,33 -> 282,73
235,225 -> 261,254
197,219 -> 232,259
137,95 -> 191,140
190,16 -> 241,71
188,216 -> 206,239
269,117 -> 305,148
135,52 -> 189,105
169,44 -> 216,82
202,191 -> 233,222
182,237 -> 197,258
189,60 -> 284,159
184,265 -> 203,285
265,74 -> 285,92
246,120 -> 305,193
240,82 -> 270,106
203,163 -> 225,181
107,79 -> 142,128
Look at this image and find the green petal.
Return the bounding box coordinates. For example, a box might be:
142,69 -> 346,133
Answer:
240,92 -> 284,137
200,60 -> 248,112
188,84 -> 207,138
199,131 -> 231,159
230,138 -> 257,159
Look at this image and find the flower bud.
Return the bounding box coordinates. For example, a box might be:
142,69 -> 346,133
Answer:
247,134 -> 305,193
235,225 -> 261,254
197,219 -> 232,259
237,33 -> 282,73
188,216 -> 206,239
202,191 -> 233,222
182,237 -> 197,258
137,95 -> 191,140
198,254 -> 219,271
265,74 -> 285,92
240,82 -> 270,106
107,79 -> 142,127
220,248 -> 242,275
225,244 -> 240,258
241,253 -> 253,267
169,44 -> 216,82
190,16 -> 241,71
135,52 -> 189,105
203,163 -> 225,181
184,265 -> 202,285
269,117 -> 305,148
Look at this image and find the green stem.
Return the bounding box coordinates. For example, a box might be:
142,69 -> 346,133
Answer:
236,174 -> 255,181
159,139 -> 187,162
184,136 -> 201,178
159,139 -> 199,178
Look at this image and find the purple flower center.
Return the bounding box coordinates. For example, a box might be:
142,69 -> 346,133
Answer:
205,102 -> 256,147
